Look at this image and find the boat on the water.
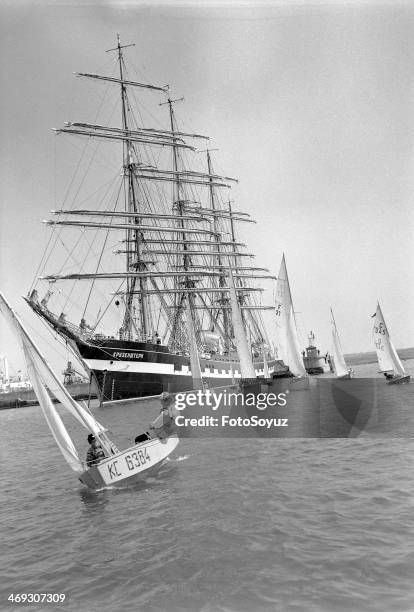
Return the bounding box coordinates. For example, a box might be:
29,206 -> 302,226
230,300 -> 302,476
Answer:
302,331 -> 331,375
372,302 -> 410,385
0,358 -> 32,394
0,357 -> 34,408
0,292 -> 179,489
274,254 -> 307,379
0,357 -> 97,409
25,36 -> 288,403
330,308 -> 353,379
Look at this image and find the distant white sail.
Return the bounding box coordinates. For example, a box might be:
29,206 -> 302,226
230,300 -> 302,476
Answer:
372,303 -> 406,376
227,265 -> 256,379
331,308 -> 349,378
275,255 -> 307,377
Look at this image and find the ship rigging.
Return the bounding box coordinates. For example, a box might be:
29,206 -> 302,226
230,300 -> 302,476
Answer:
26,36 -> 288,400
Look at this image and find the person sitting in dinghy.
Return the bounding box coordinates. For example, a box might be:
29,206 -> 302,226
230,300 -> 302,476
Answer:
150,392 -> 178,440
86,433 -> 106,467
134,392 -> 177,444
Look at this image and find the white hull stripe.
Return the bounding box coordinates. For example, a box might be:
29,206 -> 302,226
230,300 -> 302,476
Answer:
83,358 -> 275,378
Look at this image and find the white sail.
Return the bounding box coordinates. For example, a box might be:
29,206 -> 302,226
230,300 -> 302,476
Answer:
0,293 -> 115,453
331,308 -> 349,378
286,305 -> 307,376
185,295 -> 203,389
373,303 -> 406,376
0,294 -> 83,472
22,336 -> 84,472
275,255 -> 307,377
227,265 -> 256,379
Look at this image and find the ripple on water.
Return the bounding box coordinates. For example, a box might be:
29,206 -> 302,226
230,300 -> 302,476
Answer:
1,381 -> 414,611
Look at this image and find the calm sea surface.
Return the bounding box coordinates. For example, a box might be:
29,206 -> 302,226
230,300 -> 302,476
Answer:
1,361 -> 414,612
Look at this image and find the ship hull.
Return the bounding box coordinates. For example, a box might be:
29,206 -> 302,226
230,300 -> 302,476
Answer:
305,364 -> 331,375
72,337 -> 289,401
303,348 -> 332,375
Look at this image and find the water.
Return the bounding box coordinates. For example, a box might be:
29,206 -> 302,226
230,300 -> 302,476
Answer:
1,362 -> 414,612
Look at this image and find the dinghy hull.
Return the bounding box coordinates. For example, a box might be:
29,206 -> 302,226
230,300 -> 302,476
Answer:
79,434 -> 179,489
386,375 -> 410,385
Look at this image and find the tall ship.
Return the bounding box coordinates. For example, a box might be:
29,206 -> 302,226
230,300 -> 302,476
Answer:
26,36 -> 288,402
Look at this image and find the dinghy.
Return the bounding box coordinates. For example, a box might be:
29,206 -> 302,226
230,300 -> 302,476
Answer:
0,293 -> 179,489
330,308 -> 352,379
372,302 -> 410,385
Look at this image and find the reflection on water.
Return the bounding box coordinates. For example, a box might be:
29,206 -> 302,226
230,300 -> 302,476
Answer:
78,457 -> 179,514
78,487 -> 109,514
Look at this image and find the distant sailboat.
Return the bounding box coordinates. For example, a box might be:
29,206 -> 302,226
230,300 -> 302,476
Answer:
0,293 -> 179,489
275,255 -> 307,378
372,302 -> 410,385
330,308 -> 352,379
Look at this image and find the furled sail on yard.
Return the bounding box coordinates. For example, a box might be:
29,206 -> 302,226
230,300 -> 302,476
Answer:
185,294 -> 203,389
275,255 -> 307,377
227,264 -> 256,379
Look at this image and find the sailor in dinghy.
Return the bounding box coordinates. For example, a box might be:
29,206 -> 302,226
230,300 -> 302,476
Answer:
134,392 -> 178,444
85,433 -> 106,467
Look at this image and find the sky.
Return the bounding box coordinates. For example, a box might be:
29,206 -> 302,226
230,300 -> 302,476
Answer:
1,0 -> 414,375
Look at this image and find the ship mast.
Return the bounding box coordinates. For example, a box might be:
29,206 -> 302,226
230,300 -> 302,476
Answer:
206,150 -> 232,348
114,34 -> 150,340
228,199 -> 263,349
27,38 -> 278,360
164,96 -> 195,351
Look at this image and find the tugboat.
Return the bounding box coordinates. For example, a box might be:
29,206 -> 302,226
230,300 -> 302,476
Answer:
302,331 -> 331,374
